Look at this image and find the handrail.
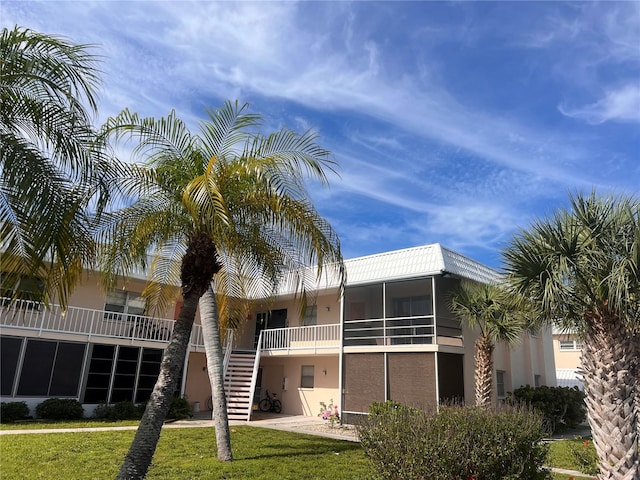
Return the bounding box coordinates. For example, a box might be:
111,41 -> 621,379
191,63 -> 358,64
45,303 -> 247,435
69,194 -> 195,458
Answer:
0,297 -> 199,346
222,329 -> 234,393
260,323 -> 340,352
247,330 -> 263,422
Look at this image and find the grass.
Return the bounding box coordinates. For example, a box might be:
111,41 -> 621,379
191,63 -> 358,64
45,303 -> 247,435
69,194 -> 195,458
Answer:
0,425 -> 371,479
0,421 -> 596,479
0,419 -> 140,430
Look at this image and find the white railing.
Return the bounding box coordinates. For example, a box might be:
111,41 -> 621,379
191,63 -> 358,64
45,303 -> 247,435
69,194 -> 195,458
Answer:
260,323 -> 341,352
0,297 -> 205,348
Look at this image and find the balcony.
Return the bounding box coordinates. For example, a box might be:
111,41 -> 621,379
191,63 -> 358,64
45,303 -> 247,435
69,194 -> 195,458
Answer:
0,297 -> 205,349
343,315 -> 463,349
259,324 -> 341,355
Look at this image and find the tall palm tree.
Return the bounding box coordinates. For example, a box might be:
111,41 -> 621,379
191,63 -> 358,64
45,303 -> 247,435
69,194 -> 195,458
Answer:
503,192 -> 640,480
96,101 -> 345,479
0,26 -> 104,306
449,281 -> 527,408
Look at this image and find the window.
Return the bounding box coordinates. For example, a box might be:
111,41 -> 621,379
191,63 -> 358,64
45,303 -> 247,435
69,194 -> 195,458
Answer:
302,305 -> 317,326
301,365 -> 314,388
534,374 -> 542,388
104,290 -> 146,321
15,340 -> 86,397
496,370 -> 506,398
1,274 -> 44,308
559,339 -> 582,351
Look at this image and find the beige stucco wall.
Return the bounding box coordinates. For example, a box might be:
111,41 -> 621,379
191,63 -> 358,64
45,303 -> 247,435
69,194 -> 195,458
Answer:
462,324 -> 557,404
183,352 -> 211,410
234,292 -> 341,350
258,355 -> 340,416
64,271 -> 176,320
552,334 -> 582,369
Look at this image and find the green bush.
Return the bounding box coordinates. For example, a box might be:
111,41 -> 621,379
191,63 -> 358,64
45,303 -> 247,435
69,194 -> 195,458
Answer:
35,398 -> 84,420
0,401 -> 30,423
357,403 -> 551,480
93,401 -> 145,420
507,385 -> 586,434
167,397 -> 192,420
569,438 -> 599,475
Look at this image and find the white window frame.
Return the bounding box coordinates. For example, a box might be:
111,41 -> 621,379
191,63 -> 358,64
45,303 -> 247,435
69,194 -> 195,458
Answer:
104,290 -> 146,321
559,339 -> 582,351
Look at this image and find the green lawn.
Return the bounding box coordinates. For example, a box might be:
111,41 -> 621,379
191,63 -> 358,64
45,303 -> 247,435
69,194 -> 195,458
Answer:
0,419 -> 140,430
0,426 -> 372,480
0,423 -> 595,479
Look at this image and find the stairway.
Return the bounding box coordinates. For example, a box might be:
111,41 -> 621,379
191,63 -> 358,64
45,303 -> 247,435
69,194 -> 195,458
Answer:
224,351 -> 256,421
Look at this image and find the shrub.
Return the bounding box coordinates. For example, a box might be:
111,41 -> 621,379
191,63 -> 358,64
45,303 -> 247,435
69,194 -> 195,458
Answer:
507,385 -> 586,434
35,398 -> 84,420
569,438 -> 599,475
357,403 -> 551,480
93,401 -> 145,420
167,397 -> 192,420
92,402 -> 113,420
0,401 -> 30,423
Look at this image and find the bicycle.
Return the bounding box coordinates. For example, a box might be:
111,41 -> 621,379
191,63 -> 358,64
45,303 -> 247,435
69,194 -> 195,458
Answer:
129,317 -> 170,341
258,389 -> 282,413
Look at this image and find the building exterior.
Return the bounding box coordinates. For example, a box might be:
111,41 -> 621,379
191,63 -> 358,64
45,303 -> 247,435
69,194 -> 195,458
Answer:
551,326 -> 583,390
1,243 -> 556,420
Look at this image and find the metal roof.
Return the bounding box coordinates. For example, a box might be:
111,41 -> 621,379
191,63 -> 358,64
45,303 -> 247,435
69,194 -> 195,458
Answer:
274,243 -> 502,296
344,243 -> 501,285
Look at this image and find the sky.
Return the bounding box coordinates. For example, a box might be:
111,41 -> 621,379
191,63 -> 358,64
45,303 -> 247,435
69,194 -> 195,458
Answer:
3,1 -> 639,269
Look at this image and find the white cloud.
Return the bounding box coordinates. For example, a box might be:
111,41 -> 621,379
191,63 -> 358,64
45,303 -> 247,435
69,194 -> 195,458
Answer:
559,84 -> 640,125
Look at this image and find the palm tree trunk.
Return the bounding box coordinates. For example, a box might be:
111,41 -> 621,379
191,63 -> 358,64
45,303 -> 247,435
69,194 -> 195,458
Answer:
475,336 -> 494,409
582,314 -> 639,480
117,292 -> 199,480
199,284 -> 233,462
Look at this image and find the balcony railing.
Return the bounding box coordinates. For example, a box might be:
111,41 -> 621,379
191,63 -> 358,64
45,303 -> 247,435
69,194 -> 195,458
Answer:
0,297 -> 204,348
343,315 -> 463,347
260,324 -> 341,352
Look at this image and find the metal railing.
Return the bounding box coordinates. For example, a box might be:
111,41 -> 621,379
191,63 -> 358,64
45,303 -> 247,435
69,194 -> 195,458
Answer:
259,323 -> 341,352
342,315 -> 463,347
0,297 -> 206,348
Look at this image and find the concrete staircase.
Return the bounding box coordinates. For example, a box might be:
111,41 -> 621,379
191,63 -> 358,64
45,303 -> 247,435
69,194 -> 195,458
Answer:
224,351 -> 256,421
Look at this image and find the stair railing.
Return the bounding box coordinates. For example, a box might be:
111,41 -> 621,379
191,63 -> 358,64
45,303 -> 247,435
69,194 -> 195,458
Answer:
222,330 -> 234,375
246,330 -> 263,422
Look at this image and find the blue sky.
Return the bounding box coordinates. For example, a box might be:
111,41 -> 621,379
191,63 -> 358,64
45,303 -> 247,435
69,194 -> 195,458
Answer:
3,1 -> 639,269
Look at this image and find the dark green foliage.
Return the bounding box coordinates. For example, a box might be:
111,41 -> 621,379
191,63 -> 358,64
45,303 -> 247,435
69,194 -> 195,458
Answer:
35,398 -> 84,420
93,402 -> 145,421
357,403 -> 551,480
507,385 -> 586,434
0,401 -> 30,423
167,397 -> 192,420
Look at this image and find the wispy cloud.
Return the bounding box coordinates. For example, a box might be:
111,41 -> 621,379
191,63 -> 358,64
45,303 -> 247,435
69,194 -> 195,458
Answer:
559,84 -> 640,125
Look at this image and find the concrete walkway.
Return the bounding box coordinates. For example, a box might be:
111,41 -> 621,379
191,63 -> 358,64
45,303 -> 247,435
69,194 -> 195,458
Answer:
0,412 -> 357,441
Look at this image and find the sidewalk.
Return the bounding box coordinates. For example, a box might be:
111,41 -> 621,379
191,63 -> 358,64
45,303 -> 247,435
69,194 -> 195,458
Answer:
0,412 -> 357,442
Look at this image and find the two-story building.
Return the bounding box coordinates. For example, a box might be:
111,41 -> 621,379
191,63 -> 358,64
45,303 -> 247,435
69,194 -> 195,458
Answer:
1,243 -> 556,421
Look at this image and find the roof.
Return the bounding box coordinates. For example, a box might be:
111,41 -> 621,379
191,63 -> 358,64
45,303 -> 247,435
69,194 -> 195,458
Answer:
275,243 -> 501,296
344,243 -> 501,285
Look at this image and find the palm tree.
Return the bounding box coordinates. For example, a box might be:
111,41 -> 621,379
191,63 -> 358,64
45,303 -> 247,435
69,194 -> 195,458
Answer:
0,26 -> 103,306
96,101 -> 345,479
503,192 -> 640,480
449,281 -> 527,408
